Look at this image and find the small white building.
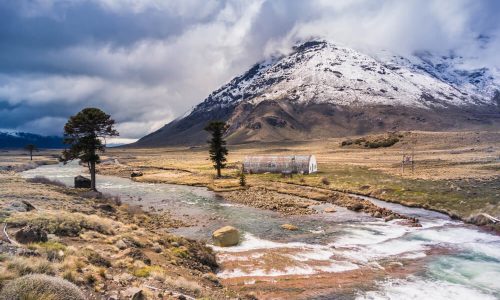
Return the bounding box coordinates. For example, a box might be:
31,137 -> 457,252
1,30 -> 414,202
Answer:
243,155 -> 318,174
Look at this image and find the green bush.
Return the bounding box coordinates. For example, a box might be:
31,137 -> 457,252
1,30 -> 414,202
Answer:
0,274 -> 85,300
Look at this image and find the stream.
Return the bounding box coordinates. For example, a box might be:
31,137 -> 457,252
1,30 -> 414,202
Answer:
22,162 -> 500,299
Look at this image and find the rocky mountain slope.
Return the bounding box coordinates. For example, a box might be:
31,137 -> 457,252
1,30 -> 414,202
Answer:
0,131 -> 64,148
134,41 -> 500,146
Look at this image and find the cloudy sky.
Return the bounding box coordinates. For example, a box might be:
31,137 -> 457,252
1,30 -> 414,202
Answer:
1,0 -> 499,142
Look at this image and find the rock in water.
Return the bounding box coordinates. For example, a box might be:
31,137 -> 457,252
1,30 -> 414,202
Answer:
281,224 -> 299,231
324,207 -> 336,213
212,226 -> 240,247
15,225 -> 48,244
74,175 -> 91,188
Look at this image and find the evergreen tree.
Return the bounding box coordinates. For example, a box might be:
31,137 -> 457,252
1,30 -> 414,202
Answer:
25,144 -> 37,161
239,166 -> 246,187
204,121 -> 228,178
61,108 -> 118,191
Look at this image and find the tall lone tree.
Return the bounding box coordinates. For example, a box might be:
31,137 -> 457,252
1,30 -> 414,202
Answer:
25,144 -> 37,161
61,108 -> 118,191
205,121 -> 228,178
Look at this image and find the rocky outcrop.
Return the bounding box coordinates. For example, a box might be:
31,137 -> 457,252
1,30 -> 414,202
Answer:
74,175 -> 91,188
212,226 -> 240,247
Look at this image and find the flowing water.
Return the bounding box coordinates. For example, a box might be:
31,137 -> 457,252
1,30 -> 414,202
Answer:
22,162 -> 500,299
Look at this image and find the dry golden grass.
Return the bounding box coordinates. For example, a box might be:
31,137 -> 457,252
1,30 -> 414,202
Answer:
99,130 -> 499,220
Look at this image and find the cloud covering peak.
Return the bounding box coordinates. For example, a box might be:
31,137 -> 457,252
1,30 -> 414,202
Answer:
1,0 -> 499,140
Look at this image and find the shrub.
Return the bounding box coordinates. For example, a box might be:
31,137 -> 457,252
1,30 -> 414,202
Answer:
26,176 -> 66,187
164,276 -> 202,296
62,270 -> 76,283
84,250 -> 111,267
6,211 -> 115,236
6,257 -> 55,276
0,274 -> 85,300
133,265 -> 164,278
80,191 -> 122,206
341,140 -> 353,146
365,137 -> 399,148
239,171 -> 246,187
84,273 -> 97,286
321,177 -> 330,185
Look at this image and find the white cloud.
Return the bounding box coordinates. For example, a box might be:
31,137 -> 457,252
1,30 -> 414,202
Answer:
1,0 -> 499,139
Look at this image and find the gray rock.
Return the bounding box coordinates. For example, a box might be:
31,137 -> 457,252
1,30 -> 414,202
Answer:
74,175 -> 91,188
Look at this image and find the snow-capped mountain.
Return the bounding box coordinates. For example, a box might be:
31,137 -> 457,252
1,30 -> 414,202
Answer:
135,41 -> 500,146
0,131 -> 64,148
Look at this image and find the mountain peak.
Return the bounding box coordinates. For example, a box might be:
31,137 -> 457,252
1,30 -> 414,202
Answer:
133,41 -> 500,146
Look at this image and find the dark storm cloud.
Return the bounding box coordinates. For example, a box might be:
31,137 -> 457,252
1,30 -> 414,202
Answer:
0,0 -> 499,140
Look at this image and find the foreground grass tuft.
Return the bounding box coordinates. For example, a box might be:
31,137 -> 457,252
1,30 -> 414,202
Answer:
0,274 -> 85,300
6,211 -> 117,236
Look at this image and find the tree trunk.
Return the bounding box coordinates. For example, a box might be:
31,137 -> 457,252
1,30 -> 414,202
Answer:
90,161 -> 97,191
216,164 -> 221,178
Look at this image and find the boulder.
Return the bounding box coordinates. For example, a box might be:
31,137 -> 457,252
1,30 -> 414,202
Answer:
212,226 -> 240,247
74,175 -> 91,188
281,224 -> 299,231
15,225 -> 48,244
115,239 -> 127,250
131,171 -> 143,178
123,287 -> 144,300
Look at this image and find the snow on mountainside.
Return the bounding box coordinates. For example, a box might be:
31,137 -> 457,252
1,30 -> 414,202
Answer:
134,40 -> 500,146
197,40 -> 499,112
0,131 -> 64,148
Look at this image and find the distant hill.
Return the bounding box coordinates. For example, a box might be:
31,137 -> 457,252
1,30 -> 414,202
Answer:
0,131 -> 65,149
133,40 -> 500,147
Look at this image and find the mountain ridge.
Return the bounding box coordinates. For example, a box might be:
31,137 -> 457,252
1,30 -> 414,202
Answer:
133,40 -> 500,147
0,131 -> 65,149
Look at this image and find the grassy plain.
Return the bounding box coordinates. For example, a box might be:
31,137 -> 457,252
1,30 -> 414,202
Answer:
100,130 -> 500,222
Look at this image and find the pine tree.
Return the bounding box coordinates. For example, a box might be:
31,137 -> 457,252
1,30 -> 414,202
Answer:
60,108 -> 118,191
204,121 -> 228,178
239,165 -> 246,187
25,144 -> 37,161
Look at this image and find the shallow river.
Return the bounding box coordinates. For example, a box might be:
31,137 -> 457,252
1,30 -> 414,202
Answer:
22,163 -> 500,299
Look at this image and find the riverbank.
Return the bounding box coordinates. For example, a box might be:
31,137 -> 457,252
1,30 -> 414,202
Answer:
0,173 -> 248,299
10,156 -> 500,299
96,131 -> 499,231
